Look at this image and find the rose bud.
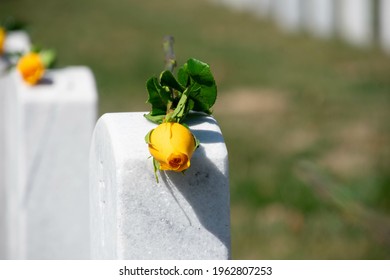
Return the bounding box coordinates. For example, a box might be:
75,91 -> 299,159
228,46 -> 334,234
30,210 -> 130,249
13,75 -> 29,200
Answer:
17,52 -> 45,85
147,122 -> 197,172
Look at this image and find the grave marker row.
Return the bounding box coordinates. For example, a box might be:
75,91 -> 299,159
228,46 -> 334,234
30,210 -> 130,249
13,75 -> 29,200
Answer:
1,32 -> 230,259
214,0 -> 390,53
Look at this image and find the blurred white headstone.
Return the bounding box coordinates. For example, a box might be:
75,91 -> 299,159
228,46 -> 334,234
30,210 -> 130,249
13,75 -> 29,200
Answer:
256,0 -> 273,18
4,66 -> 97,259
379,0 -> 390,54
303,0 -> 335,38
3,31 -> 31,54
0,30 -> 31,260
338,0 -> 373,47
272,0 -> 302,33
1,31 -> 31,71
90,113 -> 230,259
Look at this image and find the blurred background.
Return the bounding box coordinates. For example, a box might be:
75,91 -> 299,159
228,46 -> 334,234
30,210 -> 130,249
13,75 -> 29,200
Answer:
1,0 -> 389,259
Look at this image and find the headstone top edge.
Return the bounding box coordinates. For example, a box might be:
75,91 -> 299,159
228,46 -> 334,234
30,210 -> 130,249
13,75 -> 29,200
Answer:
94,112 -> 227,164
10,66 -> 98,102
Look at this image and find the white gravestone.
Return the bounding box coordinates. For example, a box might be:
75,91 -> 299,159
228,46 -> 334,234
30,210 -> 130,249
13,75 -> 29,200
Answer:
303,0 -> 335,38
379,0 -> 390,55
338,0 -> 373,47
0,31 -> 31,72
90,113 -> 231,259
0,31 -> 31,260
256,0 -> 273,18
272,0 -> 302,33
4,66 -> 97,259
0,31 -> 31,73
3,31 -> 31,54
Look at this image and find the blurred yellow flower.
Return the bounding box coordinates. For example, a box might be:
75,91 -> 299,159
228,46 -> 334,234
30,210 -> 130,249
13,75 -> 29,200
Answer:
17,52 -> 45,85
0,27 -> 5,55
147,122 -> 196,172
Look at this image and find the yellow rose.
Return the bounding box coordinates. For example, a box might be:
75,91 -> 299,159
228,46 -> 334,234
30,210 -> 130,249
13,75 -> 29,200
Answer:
147,122 -> 196,172
17,52 -> 45,85
0,27 -> 5,55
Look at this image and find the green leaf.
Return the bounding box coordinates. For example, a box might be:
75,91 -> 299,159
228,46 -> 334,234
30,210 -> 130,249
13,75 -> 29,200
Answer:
146,77 -> 170,117
194,134 -> 200,150
169,88 -> 189,123
30,44 -> 42,53
153,158 -> 160,183
39,49 -> 57,68
187,98 -> 195,113
144,112 -> 165,124
177,67 -> 189,87
144,129 -> 153,144
178,58 -> 217,114
186,58 -> 215,86
160,70 -> 185,92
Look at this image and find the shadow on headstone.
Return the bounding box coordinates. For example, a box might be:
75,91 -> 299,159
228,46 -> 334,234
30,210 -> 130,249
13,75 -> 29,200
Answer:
90,112 -> 231,259
160,147 -> 230,251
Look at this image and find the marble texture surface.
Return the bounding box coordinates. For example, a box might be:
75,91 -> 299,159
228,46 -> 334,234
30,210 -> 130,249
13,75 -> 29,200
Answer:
90,112 -> 230,259
0,30 -> 31,260
4,66 -> 97,259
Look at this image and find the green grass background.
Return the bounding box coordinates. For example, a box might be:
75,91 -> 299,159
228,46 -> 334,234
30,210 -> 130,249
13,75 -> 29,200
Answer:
2,0 -> 390,259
